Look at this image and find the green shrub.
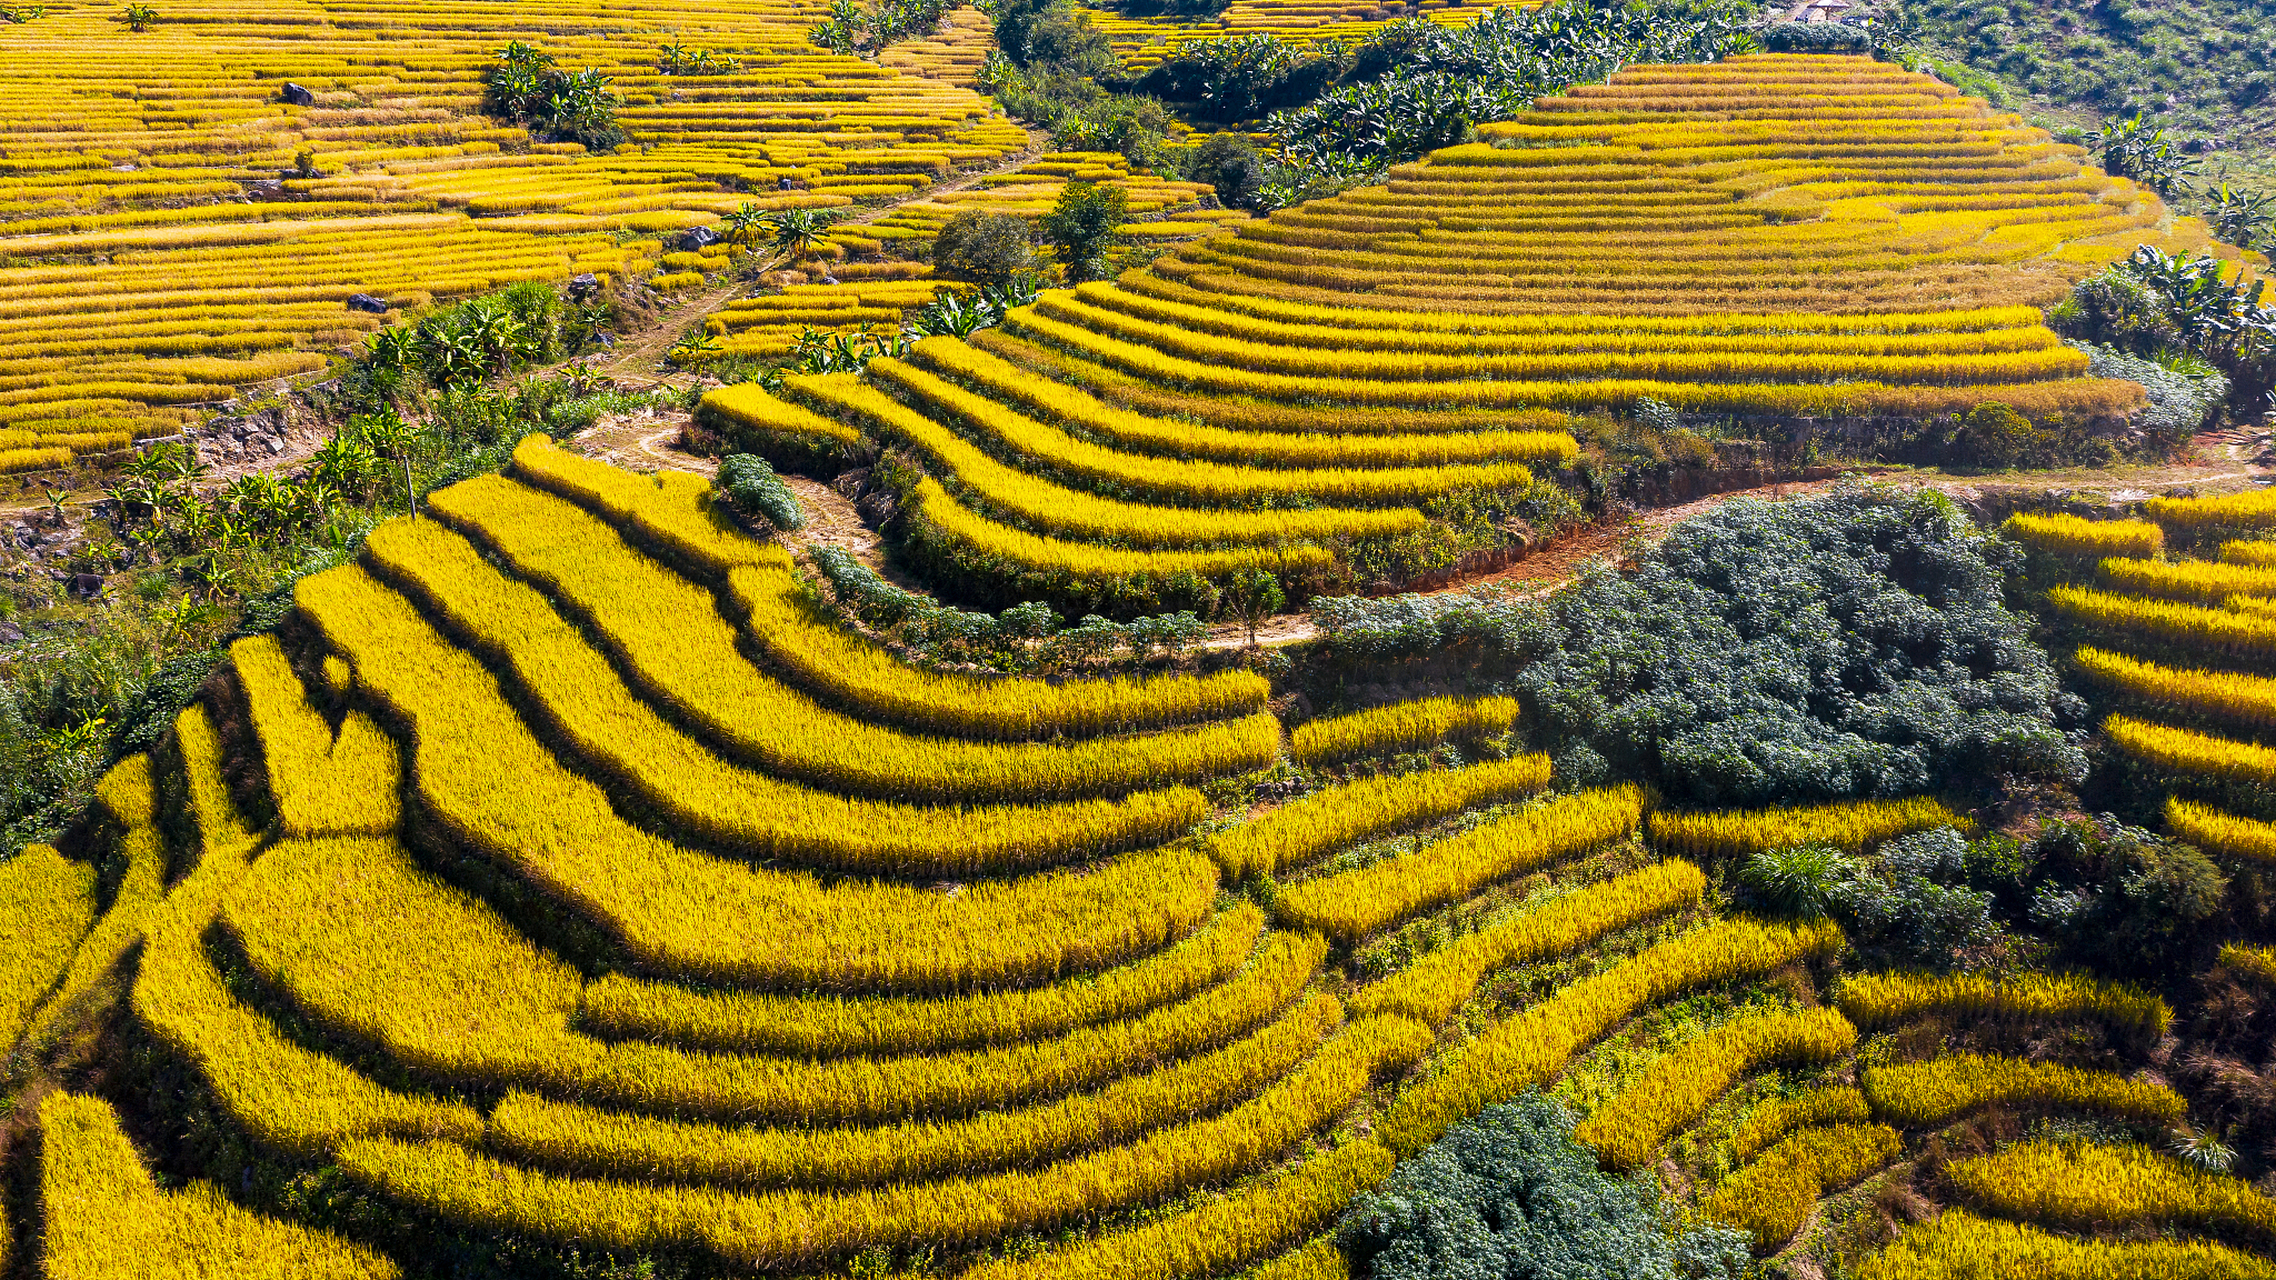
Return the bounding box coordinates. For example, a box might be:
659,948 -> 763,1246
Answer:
716,455 -> 804,532
1338,1091 -> 1749,1279
931,212 -> 1039,293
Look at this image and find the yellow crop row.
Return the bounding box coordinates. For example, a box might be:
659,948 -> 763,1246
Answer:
909,474 -> 1340,580
130,708 -> 484,1159
2051,585 -> 2276,656
1288,696 -> 1520,768
1379,916 -> 1845,1155
486,993 -> 1341,1189
1706,1123 -> 1903,1254
864,357 -> 1537,507
17,757 -> 162,1061
1647,796 -> 1967,859
2147,487 -> 2276,535
0,843 -> 95,1056
1072,281 -> 2060,360
578,904 -> 1266,1057
1276,785 -> 1646,943
39,1091 -> 401,1280
693,381 -> 866,453
1005,304 -> 2090,393
506,442 -> 1278,741
908,339 -> 1580,469
1575,1006 -> 1858,1169
1837,970 -> 2171,1043
362,518 -> 1207,871
2222,943 -> 2276,986
1859,1210 -> 2276,1280
1114,270 -> 2047,337
1731,1085 -> 1872,1162
790,372 -> 1431,545
336,1014 -> 1432,1266
507,434 -> 786,575
2074,646 -> 2276,730
1205,754 -> 1553,880
2166,798 -> 2276,864
1948,1138 -> 2276,1245
1861,1053 -> 2186,1127
409,485 -> 1281,804
2224,540 -> 2276,568
2001,511 -> 2163,559
2100,556 -> 2276,607
731,560 -> 1269,738
294,564 -> 1220,994
856,1137 -> 1391,1280
2105,714 -> 2276,787
225,826 -> 1323,1123
228,636 -> 400,837
1351,860 -> 1709,1026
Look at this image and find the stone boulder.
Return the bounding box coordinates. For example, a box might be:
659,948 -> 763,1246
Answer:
281,83 -> 316,107
346,294 -> 390,314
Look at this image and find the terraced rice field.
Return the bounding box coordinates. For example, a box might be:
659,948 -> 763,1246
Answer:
2018,495 -> 2276,864
699,151 -> 1242,358
696,54 -> 2240,604
0,0 -> 1027,468
1086,0 -> 1523,65
5,431 -> 2266,1276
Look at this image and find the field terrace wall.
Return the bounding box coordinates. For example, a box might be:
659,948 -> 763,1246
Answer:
0,0 -> 1027,470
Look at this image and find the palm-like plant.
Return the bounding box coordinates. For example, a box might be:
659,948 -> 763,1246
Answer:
721,201 -> 770,253
762,208 -> 840,265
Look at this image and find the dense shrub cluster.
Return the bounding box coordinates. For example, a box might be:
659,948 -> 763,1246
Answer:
1338,1092 -> 1749,1279
481,41 -> 624,152
715,454 -> 805,531
810,544 -> 1209,671
2051,247 -> 2266,426
1740,830 -> 1994,970
1316,484 -> 2086,806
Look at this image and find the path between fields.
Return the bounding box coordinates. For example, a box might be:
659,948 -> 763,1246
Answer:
563,128 -> 1050,390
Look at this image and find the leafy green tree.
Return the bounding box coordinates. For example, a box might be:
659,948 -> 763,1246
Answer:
931,211 -> 1037,291
1222,567 -> 1283,646
1038,181 -> 1127,283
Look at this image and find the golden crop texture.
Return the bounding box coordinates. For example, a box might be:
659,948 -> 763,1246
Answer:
1707,1122 -> 1902,1253
1647,795 -> 1967,859
1289,695 -> 1520,767
1206,753 -> 1553,879
1948,1138 -> 2276,1245
1860,1053 -> 2186,1127
2001,512 -> 2164,559
39,1091 -> 400,1280
1574,1006 -> 1857,1169
1858,1210 -> 2276,1280
2074,646 -> 2276,731
1838,969 -> 2172,1044
1275,785 -> 1645,942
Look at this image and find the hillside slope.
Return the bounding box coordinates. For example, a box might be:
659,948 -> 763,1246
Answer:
1909,0 -> 2276,182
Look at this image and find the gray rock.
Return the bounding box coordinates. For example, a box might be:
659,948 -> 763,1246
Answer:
346,293 -> 391,314
566,272 -> 601,301
281,82 -> 316,107
66,573 -> 104,601
0,621 -> 22,645
679,225 -> 723,250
